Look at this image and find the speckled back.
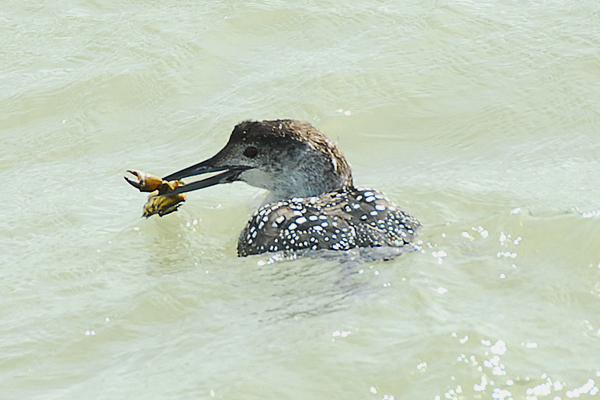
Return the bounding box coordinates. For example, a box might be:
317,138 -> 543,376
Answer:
238,187 -> 420,256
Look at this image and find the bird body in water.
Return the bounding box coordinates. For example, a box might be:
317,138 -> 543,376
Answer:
136,119 -> 420,257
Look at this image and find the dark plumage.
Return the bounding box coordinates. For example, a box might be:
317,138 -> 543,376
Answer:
161,119 -> 420,257
238,187 -> 419,256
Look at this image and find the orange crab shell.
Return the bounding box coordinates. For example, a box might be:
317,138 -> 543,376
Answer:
142,192 -> 188,218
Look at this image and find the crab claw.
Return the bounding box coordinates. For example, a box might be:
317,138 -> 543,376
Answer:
125,170 -> 165,192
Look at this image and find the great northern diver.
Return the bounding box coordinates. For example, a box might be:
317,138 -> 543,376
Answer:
151,119 -> 420,257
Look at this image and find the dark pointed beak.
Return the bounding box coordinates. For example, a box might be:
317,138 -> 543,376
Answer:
162,157 -> 251,195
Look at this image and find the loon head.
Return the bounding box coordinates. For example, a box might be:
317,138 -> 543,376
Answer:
163,119 -> 353,201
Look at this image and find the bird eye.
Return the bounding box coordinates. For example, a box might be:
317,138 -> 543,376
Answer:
244,146 -> 258,158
